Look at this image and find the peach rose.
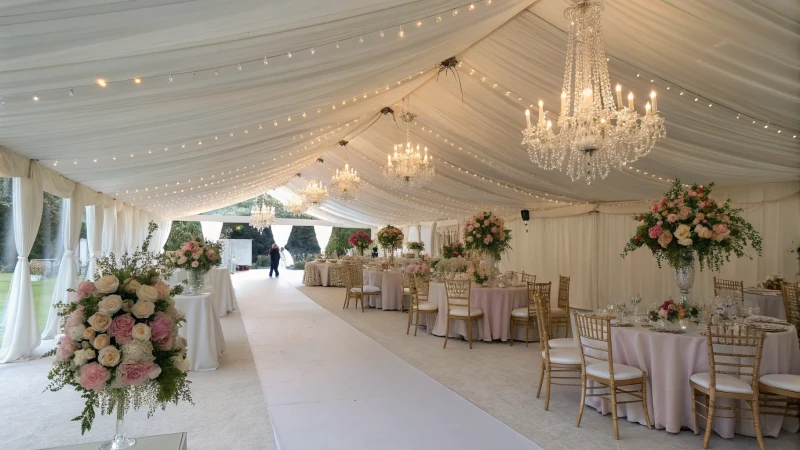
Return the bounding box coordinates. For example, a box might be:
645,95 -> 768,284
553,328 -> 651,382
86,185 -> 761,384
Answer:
87,312 -> 112,333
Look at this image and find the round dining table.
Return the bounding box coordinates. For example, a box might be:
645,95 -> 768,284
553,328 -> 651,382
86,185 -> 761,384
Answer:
174,292 -> 226,372
425,282 -> 530,342
584,323 -> 800,438
744,288 -> 786,321
362,269 -> 404,310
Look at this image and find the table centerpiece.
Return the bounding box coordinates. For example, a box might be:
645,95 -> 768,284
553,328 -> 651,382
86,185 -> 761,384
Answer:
462,212 -> 512,280
760,275 -> 784,291
441,241 -> 465,259
408,241 -> 425,257
377,225 -> 404,265
44,222 -> 193,449
622,180 -> 762,302
348,231 -> 373,256
167,239 -> 223,295
649,299 -> 700,329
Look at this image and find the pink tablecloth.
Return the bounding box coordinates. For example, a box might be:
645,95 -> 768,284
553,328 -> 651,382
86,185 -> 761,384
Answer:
362,269 -> 404,311
745,290 -> 786,321
585,324 -> 800,438
428,283 -> 529,342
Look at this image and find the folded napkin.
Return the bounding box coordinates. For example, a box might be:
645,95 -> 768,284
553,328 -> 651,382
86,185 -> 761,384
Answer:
746,315 -> 784,323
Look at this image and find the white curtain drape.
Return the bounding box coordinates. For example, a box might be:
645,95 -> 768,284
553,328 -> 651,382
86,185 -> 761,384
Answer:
200,221 -> 223,242
502,182 -> 800,310
85,204 -> 104,280
101,202 -> 117,256
271,225 -> 294,266
0,169 -> 44,362
149,219 -> 172,253
420,222 -> 436,257
314,226 -> 333,256
42,188 -> 85,339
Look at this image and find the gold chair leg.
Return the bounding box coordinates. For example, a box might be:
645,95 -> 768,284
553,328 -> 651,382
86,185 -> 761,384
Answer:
361,295 -> 365,313
576,375 -> 587,427
406,307 -> 412,335
641,377 -> 652,429
703,395 -> 715,449
443,316 -> 449,349
610,385 -> 620,440
536,359 -> 545,398
414,310 -> 420,337
544,363 -> 551,411
510,319 -> 515,346
468,318 -> 473,349
750,400 -> 766,450
691,387 -> 699,434
525,318 -> 529,348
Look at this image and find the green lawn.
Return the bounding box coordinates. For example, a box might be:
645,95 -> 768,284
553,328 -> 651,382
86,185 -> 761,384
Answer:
0,272 -> 57,345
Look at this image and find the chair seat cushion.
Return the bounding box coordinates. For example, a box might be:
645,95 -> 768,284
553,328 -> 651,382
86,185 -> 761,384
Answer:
449,307 -> 483,317
690,373 -> 753,394
403,287 -> 412,294
351,285 -> 380,294
414,301 -> 438,311
548,338 -> 576,349
586,362 -> 643,381
543,347 -> 582,365
550,308 -> 567,317
759,374 -> 800,393
511,307 -> 533,318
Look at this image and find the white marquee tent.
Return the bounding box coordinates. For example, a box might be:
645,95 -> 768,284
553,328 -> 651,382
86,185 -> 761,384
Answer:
0,0 -> 798,361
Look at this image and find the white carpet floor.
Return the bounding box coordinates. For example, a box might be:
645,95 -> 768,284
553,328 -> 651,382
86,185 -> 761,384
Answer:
290,270 -> 800,450
0,303 -> 275,450
235,269 -> 542,450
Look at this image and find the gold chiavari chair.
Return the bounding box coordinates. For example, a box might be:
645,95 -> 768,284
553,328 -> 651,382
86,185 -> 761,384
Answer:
550,275 -> 571,338
343,265 -> 381,312
690,322 -> 766,450
534,291 -> 581,411
780,282 -> 799,328
401,271 -> 416,313
758,373 -> 800,420
510,281 -> 548,347
521,272 -> 536,284
713,277 -> 744,303
443,279 -> 482,349
407,278 -> 438,336
574,311 -> 652,440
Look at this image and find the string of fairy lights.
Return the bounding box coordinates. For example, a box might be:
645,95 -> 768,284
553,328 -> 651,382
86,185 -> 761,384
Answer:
0,0 -> 495,106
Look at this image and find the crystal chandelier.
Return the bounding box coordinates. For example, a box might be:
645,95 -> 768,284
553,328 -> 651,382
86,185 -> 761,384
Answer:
249,200 -> 275,232
286,193 -> 308,214
383,112 -> 435,188
299,158 -> 329,204
522,1 -> 665,184
329,140 -> 362,201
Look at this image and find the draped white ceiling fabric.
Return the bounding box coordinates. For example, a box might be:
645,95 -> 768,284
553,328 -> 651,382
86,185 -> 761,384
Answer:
0,0 -> 797,226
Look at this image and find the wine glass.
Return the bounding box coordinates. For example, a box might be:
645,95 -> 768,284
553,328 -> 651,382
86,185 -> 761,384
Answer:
631,295 -> 642,322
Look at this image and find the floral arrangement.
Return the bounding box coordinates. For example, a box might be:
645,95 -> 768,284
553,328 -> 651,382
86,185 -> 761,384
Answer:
761,275 -> 784,290
463,212 -> 512,260
408,241 -> 425,252
442,241 -> 465,259
348,231 -> 373,255
468,264 -> 490,285
649,299 -> 700,323
167,239 -> 222,272
44,223 -> 192,434
433,256 -> 473,277
405,263 -> 431,279
622,180 -> 762,271
377,225 -> 404,250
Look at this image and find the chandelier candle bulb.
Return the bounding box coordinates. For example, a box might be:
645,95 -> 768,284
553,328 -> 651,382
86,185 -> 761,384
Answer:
628,91 -> 634,110
538,100 -> 544,125
525,109 -> 532,128
560,92 -> 567,116
650,91 -> 657,113
615,84 -> 622,109
645,102 -> 651,115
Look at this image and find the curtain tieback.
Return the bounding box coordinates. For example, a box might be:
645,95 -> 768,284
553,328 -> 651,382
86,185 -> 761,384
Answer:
17,256 -> 27,260
64,250 -> 74,255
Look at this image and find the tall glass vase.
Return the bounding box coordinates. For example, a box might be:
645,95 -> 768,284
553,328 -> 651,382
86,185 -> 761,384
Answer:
672,247 -> 695,304
100,402 -> 135,449
482,253 -> 498,283
187,268 -> 207,295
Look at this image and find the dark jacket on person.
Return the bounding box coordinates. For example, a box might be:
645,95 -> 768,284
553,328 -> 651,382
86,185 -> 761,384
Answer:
269,247 -> 281,261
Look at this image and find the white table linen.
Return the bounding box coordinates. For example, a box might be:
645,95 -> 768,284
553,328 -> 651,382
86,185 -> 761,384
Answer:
362,269 -> 404,310
584,324 -> 800,438
205,267 -> 238,317
745,288 -> 786,321
174,293 -> 226,371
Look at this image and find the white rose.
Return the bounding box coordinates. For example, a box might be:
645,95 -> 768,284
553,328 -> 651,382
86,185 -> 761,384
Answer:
172,335 -> 187,351
95,275 -> 120,294
136,285 -> 159,303
98,346 -> 121,367
98,295 -> 123,314
122,278 -> 142,294
87,311 -> 112,332
177,256 -> 188,265
93,333 -> 111,349
68,324 -> 86,342
131,300 -> 156,319
83,327 -> 96,341
131,323 -> 152,341
72,348 -> 96,367
171,355 -> 190,373
121,339 -> 155,363
674,224 -> 693,247
122,300 -> 134,313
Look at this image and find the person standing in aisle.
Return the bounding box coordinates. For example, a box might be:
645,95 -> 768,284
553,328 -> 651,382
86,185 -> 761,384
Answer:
269,243 -> 281,277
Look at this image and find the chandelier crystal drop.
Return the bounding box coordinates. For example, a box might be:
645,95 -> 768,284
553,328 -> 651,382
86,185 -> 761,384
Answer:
299,158 -> 329,204
521,1 -> 665,184
329,140 -> 362,201
383,112 -> 435,188
249,202 -> 275,231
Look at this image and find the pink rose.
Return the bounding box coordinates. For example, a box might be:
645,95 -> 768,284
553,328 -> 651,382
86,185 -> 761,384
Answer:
491,226 -> 498,233
149,312 -> 174,349
117,361 -> 161,387
154,279 -> 171,300
666,214 -> 678,223
689,191 -> 697,197
206,249 -> 217,261
697,201 -> 707,209
76,281 -> 97,300
76,362 -> 111,392
499,235 -> 505,241
678,206 -> 692,220
64,305 -> 85,330
650,204 -> 658,213
656,221 -> 663,226
712,223 -> 730,239
466,236 -> 474,242
191,261 -> 199,268
56,336 -> 78,362
181,242 -> 192,251
648,225 -> 663,239
475,233 -> 481,238
108,314 -> 135,345
720,214 -> 730,223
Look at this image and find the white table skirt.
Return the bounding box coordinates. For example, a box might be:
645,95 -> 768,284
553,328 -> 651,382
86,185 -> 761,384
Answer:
174,293 -> 226,371
362,269 -> 404,310
205,267 -> 238,317
744,289 -> 786,321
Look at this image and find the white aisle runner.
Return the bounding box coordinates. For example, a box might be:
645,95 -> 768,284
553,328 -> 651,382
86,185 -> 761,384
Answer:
234,270 -> 542,450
